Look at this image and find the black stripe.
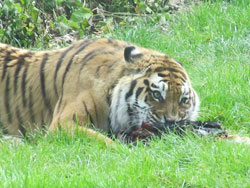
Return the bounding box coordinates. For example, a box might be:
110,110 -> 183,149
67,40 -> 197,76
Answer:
4,73 -> 12,123
107,117 -> 112,136
95,65 -> 104,78
127,104 -> 133,127
106,79 -> 120,106
135,87 -> 144,99
16,107 -> 26,136
107,38 -> 113,43
79,49 -> 103,72
151,83 -> 159,88
106,93 -> 111,106
14,55 -> 26,94
57,40 -> 96,111
21,65 -> 28,107
127,105 -> 133,116
40,53 -> 48,100
42,124 -> 46,130
143,79 -> 149,86
160,80 -> 169,83
79,45 -> 123,76
40,53 -> 52,114
125,80 -> 137,100
54,45 -> 75,97
107,58 -> 123,73
61,39 -> 95,91
41,111 -> 45,129
28,86 -> 35,123
158,73 -> 169,77
95,60 -> 109,78
73,113 -> 77,122
155,67 -> 174,73
91,95 -> 99,125
151,113 -> 159,122
172,73 -> 186,83
163,84 -> 165,91
1,51 -> 11,81
145,66 -> 152,73
0,111 -> 8,134
155,67 -> 187,79
79,49 -> 115,74
82,102 -> 94,125
93,101 -> 98,124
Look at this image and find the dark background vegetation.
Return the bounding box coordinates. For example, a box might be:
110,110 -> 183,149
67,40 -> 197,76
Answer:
0,0 -> 183,47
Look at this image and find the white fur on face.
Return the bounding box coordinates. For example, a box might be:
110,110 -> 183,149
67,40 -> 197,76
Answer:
110,79 -> 130,134
188,89 -> 200,121
110,75 -> 150,135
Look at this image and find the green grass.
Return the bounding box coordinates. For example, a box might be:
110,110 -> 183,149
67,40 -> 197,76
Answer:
1,0 -> 250,187
1,133 -> 250,187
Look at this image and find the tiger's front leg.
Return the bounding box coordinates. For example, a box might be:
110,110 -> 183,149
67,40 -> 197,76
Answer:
49,95 -> 114,146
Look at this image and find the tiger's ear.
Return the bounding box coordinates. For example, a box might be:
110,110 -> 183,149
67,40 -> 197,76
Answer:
124,46 -> 143,63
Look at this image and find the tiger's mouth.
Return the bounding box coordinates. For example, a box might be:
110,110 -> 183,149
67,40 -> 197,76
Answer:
141,121 -> 180,132
124,121 -> 226,143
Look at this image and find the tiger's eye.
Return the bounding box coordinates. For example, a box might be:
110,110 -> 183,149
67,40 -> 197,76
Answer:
180,97 -> 189,104
152,91 -> 161,100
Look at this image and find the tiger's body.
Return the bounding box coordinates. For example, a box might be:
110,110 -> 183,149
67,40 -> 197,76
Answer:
0,38 -> 207,145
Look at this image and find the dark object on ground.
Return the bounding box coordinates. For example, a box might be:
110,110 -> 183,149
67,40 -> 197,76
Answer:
124,121 -> 227,143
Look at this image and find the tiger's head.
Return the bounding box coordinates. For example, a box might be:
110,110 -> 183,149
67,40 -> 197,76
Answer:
110,46 -> 200,136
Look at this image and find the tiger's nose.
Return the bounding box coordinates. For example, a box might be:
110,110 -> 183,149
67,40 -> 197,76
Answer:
165,114 -> 179,122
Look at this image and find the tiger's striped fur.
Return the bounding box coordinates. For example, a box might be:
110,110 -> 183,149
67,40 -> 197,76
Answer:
0,38 -> 200,144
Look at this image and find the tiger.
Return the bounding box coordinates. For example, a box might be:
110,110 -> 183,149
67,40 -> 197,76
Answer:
0,38 -> 248,145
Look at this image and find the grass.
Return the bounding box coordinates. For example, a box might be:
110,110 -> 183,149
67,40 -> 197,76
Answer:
1,133 -> 250,187
1,0 -> 250,187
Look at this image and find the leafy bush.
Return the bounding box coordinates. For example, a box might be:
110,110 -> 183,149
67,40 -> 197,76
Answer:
0,0 -> 171,47
0,0 -> 44,47
0,0 -> 94,47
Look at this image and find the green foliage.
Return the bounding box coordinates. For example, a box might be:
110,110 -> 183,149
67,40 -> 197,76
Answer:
0,0 -> 172,47
84,0 -> 170,13
133,0 -> 170,13
0,0 -> 94,47
0,0 -> 43,47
